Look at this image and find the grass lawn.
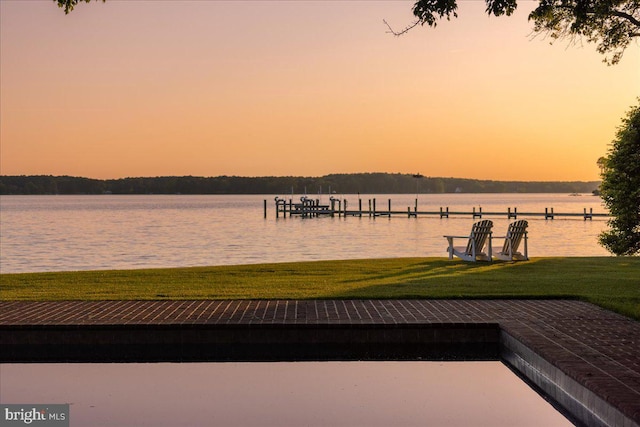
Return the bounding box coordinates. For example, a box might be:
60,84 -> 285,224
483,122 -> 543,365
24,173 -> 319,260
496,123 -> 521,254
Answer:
1,257 -> 639,320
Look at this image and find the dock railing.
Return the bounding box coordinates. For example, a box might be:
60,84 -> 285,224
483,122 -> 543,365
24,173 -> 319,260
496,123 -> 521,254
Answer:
268,197 -> 608,221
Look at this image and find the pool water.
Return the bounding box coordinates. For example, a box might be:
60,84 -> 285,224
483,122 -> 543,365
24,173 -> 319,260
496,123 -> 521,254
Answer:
0,361 -> 572,426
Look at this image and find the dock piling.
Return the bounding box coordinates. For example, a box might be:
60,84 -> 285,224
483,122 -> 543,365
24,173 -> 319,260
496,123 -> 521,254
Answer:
270,199 -> 607,220
545,208 -> 555,220
584,208 -> 593,221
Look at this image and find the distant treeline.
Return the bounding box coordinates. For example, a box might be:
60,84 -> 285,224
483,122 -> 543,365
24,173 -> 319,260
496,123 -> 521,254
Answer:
0,174 -> 600,195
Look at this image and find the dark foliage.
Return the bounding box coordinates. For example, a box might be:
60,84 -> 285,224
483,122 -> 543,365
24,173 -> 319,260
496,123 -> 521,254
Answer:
410,0 -> 639,64
0,173 -> 599,195
599,101 -> 640,255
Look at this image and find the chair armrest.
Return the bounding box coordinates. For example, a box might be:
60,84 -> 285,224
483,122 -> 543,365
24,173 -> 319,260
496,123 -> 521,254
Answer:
443,235 -> 470,239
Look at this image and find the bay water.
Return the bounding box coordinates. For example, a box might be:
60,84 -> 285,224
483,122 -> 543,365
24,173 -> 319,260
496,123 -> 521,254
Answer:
0,194 -> 592,425
1,193 -> 609,273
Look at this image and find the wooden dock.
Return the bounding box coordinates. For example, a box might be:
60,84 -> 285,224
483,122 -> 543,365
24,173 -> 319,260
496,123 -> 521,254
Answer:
267,197 -> 609,220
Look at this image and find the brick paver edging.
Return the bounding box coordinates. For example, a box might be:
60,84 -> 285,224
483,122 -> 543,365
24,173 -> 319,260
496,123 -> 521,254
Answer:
1,299 -> 638,427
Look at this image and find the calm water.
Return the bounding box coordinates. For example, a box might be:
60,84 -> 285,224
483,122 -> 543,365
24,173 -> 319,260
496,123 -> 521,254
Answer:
0,194 -> 609,273
0,362 -> 572,426
1,197 -> 582,426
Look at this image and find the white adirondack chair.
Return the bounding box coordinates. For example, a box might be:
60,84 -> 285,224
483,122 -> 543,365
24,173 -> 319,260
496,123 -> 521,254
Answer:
493,220 -> 529,261
444,220 -> 493,262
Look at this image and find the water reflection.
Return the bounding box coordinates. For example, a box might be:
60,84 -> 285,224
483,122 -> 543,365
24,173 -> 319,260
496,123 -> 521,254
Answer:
0,194 -> 609,273
0,362 -> 572,426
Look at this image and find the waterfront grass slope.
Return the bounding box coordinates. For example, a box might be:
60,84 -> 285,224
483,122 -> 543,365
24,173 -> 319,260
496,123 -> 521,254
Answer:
1,257 -> 638,320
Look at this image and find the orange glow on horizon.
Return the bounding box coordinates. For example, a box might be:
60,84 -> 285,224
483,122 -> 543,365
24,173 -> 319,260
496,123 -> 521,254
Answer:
1,1 -> 638,181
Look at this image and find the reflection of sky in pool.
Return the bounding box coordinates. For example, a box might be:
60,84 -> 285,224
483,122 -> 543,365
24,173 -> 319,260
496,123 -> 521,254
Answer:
1,361 -> 572,426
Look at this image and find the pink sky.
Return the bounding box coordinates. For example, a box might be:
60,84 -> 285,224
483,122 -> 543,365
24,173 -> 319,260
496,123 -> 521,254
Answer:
1,0 -> 638,180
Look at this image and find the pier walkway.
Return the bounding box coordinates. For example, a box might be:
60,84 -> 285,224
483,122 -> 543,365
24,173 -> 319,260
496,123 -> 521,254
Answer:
270,197 -> 609,220
1,299 -> 638,427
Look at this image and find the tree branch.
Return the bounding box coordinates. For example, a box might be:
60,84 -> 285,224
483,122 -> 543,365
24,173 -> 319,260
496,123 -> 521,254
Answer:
550,4 -> 640,29
383,19 -> 421,36
610,10 -> 640,28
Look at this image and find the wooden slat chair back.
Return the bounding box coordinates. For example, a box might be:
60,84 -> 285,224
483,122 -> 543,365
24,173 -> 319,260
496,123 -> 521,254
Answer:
444,220 -> 493,262
494,220 -> 529,261
465,220 -> 493,256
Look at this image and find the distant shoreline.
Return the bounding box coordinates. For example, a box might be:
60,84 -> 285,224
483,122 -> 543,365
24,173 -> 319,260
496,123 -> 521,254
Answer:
0,173 -> 600,195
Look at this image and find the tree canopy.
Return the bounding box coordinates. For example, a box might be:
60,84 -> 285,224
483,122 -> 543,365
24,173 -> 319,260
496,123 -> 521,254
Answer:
598,100 -> 640,256
56,0 -> 97,14
58,0 -> 638,63
391,0 -> 640,64
0,174 -> 599,195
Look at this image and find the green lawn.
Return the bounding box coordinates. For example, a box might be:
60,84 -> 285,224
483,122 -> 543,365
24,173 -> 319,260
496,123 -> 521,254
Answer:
1,257 -> 639,320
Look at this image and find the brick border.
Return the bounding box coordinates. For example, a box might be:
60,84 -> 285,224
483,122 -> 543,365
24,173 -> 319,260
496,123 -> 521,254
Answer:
1,300 -> 638,427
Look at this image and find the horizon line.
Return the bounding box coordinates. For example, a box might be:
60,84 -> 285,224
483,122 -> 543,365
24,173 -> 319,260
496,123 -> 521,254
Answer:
0,173 -> 602,184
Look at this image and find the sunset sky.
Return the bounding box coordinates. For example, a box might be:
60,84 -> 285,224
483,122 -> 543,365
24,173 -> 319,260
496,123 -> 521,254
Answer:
1,0 -> 638,181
